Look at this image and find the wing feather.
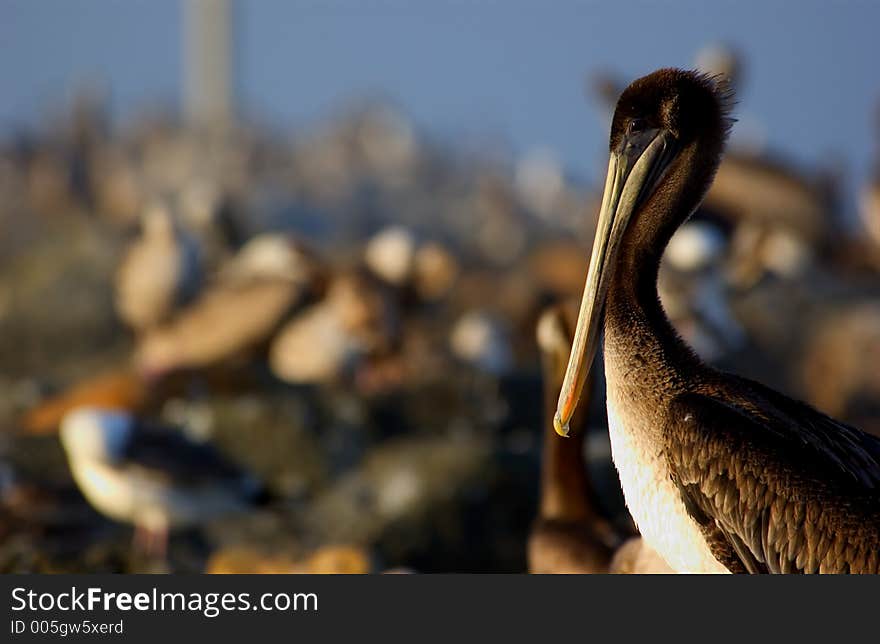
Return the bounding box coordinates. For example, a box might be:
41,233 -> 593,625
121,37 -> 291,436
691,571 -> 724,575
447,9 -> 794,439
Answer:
665,387 -> 880,574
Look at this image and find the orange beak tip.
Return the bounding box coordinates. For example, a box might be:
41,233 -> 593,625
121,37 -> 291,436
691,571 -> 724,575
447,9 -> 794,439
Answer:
553,412 -> 570,438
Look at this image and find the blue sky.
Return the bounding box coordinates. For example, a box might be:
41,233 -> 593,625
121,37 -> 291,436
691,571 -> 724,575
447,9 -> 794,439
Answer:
2,1 -> 878,193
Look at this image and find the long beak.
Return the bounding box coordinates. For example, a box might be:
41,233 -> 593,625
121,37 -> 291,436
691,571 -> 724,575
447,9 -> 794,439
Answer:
553,128 -> 676,436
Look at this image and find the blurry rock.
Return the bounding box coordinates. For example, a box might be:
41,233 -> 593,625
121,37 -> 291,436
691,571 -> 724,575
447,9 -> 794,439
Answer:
364,226 -> 416,286
306,434 -> 491,552
21,370 -> 150,435
0,377 -> 42,430
0,216 -> 124,380
115,202 -> 201,332
202,394 -> 325,498
0,461 -> 62,528
206,544 -> 370,574
303,545 -> 371,574
413,242 -> 459,301
449,311 -> 512,375
206,546 -> 297,574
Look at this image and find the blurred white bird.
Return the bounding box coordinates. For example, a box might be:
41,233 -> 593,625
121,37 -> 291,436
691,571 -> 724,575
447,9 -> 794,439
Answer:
60,408 -> 261,558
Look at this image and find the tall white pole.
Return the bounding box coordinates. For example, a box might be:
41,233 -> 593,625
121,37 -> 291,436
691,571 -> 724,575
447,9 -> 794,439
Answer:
184,0 -> 233,129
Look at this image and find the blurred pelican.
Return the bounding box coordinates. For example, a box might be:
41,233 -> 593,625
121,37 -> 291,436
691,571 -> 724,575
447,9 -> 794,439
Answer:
60,407 -> 261,557
115,201 -> 200,332
135,233 -> 324,376
529,304 -> 617,573
269,269 -> 396,385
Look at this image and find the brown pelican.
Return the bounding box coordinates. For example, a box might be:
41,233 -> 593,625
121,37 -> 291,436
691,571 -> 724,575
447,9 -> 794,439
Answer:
529,304 -> 618,573
555,68 -> 880,574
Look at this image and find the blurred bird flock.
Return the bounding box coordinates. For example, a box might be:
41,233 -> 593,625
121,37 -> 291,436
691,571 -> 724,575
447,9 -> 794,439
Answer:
2,7 -> 880,574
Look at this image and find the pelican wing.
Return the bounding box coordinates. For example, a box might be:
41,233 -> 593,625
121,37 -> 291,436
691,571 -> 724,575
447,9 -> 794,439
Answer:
665,386 -> 880,574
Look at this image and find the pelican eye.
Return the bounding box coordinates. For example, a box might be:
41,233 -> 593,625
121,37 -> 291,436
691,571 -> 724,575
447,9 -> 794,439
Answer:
628,118 -> 647,135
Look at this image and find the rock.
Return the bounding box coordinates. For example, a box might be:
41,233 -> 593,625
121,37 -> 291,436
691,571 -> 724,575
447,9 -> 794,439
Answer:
305,434 -> 491,561
206,544 -> 371,574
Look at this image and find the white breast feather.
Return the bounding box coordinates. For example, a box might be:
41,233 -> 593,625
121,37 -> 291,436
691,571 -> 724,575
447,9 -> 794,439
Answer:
605,388 -> 729,574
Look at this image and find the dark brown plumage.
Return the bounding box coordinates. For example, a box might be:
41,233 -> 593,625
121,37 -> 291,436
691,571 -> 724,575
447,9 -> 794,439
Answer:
667,381 -> 880,573
556,68 -> 880,574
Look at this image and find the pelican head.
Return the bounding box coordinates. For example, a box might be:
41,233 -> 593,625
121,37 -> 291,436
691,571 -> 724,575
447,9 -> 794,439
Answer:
536,303 -> 577,386
554,69 -> 733,436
